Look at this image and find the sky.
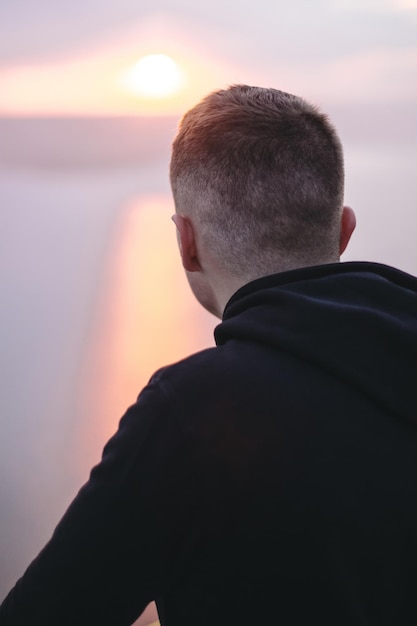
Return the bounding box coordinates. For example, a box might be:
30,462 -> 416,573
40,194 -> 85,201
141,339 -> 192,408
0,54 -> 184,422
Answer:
0,0 -> 416,114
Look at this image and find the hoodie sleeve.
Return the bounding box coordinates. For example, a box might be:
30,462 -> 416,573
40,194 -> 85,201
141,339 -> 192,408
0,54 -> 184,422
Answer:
0,371 -> 195,625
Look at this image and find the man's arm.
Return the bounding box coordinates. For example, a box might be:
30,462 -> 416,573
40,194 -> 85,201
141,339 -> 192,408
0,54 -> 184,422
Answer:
0,371 -> 193,625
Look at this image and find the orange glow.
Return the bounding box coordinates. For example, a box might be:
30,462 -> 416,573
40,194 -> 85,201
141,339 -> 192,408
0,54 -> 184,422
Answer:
0,50 -> 220,116
73,197 -> 215,625
75,195 -> 215,461
71,196 -> 216,626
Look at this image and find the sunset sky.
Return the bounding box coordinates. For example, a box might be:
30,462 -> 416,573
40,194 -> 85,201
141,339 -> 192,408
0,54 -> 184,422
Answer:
0,0 -> 416,115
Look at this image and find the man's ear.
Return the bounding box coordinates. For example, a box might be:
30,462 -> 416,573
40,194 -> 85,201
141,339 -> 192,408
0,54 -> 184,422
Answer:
171,214 -> 202,272
339,206 -> 356,256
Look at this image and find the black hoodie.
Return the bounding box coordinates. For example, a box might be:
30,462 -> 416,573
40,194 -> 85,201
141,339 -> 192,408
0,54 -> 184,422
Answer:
1,261 -> 417,626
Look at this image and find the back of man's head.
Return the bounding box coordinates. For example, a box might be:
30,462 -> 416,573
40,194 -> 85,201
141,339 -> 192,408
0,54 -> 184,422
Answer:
170,85 -> 345,280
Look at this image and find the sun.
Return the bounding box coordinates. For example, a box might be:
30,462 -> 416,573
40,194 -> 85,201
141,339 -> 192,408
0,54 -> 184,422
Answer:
122,54 -> 184,99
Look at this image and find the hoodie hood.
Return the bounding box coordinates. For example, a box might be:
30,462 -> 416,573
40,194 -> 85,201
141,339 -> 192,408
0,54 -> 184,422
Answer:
215,262 -> 417,425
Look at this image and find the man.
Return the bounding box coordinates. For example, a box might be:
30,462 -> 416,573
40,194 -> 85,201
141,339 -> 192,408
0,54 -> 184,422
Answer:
1,85 -> 417,625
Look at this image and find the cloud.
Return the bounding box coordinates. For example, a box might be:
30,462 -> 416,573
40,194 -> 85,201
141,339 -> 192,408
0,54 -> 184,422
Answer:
328,0 -> 417,10
293,45 -> 417,106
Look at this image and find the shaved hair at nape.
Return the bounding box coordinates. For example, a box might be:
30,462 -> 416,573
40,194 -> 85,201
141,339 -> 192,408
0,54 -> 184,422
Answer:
170,85 -> 345,280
